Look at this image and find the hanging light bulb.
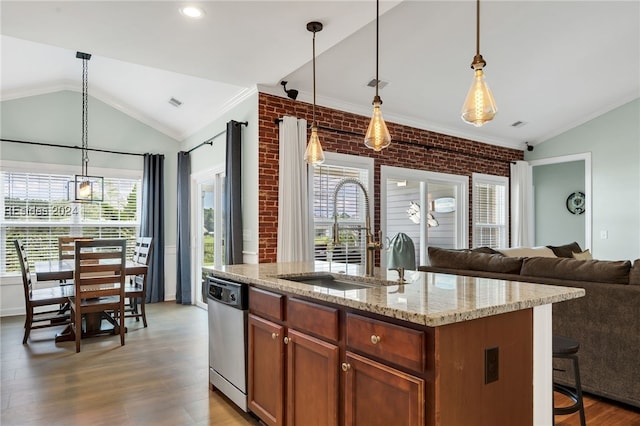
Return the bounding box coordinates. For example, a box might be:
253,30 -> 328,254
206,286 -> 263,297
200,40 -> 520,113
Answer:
304,125 -> 324,164
461,0 -> 497,127
304,21 -> 325,165
364,0 -> 391,151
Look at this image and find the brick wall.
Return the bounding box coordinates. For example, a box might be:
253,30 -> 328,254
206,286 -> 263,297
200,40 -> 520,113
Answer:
258,92 -> 523,263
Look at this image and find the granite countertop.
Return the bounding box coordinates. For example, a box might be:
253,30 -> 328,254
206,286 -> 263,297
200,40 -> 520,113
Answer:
204,261 -> 585,327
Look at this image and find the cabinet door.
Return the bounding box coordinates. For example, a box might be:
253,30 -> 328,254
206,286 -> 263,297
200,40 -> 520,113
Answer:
248,314 -> 285,426
344,352 -> 424,426
286,329 -> 339,426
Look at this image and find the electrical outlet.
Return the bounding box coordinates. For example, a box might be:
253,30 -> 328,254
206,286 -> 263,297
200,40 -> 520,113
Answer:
485,346 -> 499,384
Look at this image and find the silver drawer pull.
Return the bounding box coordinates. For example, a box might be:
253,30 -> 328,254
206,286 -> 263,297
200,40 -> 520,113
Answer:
370,335 -> 381,344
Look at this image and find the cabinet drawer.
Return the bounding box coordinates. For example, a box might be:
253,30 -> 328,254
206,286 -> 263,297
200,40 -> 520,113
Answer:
249,287 -> 285,321
287,298 -> 339,342
346,313 -> 425,372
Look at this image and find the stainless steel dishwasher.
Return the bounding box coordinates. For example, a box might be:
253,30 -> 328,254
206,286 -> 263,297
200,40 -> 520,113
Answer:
207,275 -> 248,412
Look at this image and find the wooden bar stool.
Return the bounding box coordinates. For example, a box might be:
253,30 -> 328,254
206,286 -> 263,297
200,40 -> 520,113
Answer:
553,335 -> 587,426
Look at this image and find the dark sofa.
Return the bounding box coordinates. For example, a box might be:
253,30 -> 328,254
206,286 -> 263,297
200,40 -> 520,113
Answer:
418,246 -> 640,408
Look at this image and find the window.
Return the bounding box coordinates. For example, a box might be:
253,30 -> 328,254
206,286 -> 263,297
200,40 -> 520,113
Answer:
472,173 -> 508,248
309,153 -> 373,265
2,167 -> 141,275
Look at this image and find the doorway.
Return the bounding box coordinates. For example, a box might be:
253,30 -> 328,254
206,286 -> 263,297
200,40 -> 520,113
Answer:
529,153 -> 591,250
191,166 -> 226,308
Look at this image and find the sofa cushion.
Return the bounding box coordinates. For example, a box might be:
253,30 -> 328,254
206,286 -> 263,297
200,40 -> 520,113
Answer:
630,259 -> 640,286
521,256 -> 631,284
428,247 -> 523,274
497,246 -> 556,258
547,242 -> 583,258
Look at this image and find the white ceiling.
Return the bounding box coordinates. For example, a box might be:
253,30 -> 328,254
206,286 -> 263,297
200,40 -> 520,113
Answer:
1,1 -> 639,149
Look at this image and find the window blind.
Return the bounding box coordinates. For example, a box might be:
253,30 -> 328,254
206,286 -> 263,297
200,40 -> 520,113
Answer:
2,170 -> 140,274
312,164 -> 368,263
473,174 -> 508,249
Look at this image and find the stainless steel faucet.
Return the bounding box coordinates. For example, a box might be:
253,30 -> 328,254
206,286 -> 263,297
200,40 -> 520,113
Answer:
332,178 -> 381,277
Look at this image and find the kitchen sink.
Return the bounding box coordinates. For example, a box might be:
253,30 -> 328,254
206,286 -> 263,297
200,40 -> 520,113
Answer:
277,274 -> 378,291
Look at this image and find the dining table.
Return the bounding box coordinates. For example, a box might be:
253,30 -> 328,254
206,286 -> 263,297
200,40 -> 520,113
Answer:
34,259 -> 148,342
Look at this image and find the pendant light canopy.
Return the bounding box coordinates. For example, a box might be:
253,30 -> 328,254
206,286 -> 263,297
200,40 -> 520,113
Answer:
461,0 -> 497,127
304,21 -> 325,165
364,0 -> 391,152
70,51 -> 104,202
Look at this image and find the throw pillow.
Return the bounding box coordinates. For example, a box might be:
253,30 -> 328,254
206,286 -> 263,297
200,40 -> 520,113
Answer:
547,242 -> 582,258
572,249 -> 593,260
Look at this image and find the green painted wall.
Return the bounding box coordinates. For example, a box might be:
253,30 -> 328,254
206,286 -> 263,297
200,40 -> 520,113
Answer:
0,90 -> 180,245
532,161 -> 585,248
526,98 -> 640,260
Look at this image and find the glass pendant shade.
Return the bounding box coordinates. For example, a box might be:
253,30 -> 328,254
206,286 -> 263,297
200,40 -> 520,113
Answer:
364,100 -> 391,151
461,67 -> 497,127
304,125 -> 325,165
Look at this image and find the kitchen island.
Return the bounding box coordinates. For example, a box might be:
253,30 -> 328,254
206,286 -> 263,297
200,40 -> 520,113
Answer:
206,261 -> 584,426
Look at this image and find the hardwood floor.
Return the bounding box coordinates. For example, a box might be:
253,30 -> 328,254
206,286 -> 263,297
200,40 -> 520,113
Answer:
1,302 -> 259,426
554,393 -> 640,426
2,302 -> 638,425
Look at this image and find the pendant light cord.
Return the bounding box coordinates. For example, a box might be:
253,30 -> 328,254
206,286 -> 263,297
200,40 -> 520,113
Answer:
312,29 -> 317,126
375,0 -> 380,99
81,57 -> 89,176
476,0 -> 480,56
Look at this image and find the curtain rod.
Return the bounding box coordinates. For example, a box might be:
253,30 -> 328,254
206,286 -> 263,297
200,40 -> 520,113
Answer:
187,121 -> 248,154
0,138 -> 145,157
273,118 -> 514,164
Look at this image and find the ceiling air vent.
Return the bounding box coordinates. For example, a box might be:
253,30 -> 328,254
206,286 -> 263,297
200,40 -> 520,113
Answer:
366,78 -> 388,89
169,97 -> 183,107
511,120 -> 527,128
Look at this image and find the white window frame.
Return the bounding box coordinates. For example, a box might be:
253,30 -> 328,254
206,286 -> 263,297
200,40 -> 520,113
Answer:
1,160 -> 142,276
472,173 -> 509,249
308,152 -> 374,264
380,166 -> 469,267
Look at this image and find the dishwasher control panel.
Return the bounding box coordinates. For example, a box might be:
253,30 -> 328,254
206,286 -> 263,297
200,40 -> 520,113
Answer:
207,276 -> 248,310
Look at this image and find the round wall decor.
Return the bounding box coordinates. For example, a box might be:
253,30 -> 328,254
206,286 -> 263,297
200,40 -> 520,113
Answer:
566,191 -> 585,215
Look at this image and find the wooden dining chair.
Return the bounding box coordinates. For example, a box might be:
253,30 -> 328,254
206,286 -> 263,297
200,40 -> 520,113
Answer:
14,240 -> 72,344
69,239 -> 126,353
124,237 -> 153,327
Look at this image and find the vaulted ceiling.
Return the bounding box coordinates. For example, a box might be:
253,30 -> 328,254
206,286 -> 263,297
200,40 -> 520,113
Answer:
2,1 -> 638,149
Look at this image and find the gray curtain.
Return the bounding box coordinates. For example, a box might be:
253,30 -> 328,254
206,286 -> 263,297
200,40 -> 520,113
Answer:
176,151 -> 191,304
141,153 -> 165,303
225,120 -> 243,264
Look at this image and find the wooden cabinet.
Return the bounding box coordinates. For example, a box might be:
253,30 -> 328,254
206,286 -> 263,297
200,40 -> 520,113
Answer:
343,352 -> 424,426
248,314 -> 285,426
249,289 -> 340,426
346,312 -> 426,373
286,329 -> 339,426
248,286 -> 531,426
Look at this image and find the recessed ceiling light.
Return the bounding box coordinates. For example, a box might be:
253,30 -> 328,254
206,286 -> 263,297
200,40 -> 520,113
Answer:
180,6 -> 204,18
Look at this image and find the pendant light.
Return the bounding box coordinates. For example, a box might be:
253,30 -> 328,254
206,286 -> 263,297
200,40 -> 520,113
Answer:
461,0 -> 498,127
70,52 -> 104,202
364,0 -> 391,152
304,21 -> 325,165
